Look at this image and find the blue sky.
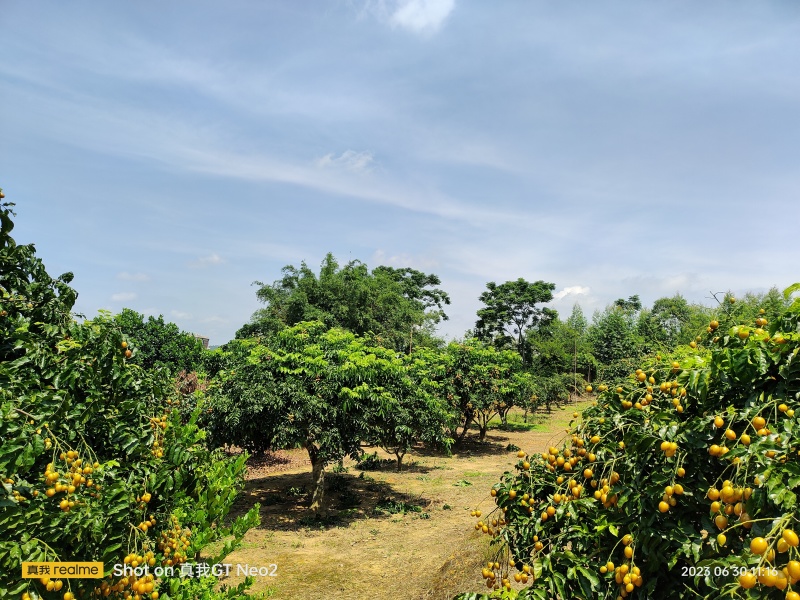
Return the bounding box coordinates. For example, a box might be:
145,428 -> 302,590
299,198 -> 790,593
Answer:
2,1 -> 798,345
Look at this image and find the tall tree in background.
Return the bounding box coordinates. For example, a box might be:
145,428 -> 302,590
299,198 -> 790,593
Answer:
237,253 -> 449,352
528,314 -> 595,384
475,278 -> 556,366
588,296 -> 642,368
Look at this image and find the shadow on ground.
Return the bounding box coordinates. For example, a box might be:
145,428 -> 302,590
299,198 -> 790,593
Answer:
412,432 -> 513,459
230,469 -> 437,532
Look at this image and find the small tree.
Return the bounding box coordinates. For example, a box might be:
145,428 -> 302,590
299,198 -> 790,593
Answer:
208,322 -> 438,510
437,339 -> 523,444
531,373 -> 571,413
370,350 -> 452,470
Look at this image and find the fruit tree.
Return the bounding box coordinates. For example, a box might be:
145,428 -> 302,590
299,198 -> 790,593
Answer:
460,283 -> 800,599
206,321 -> 449,511
0,194 -> 261,600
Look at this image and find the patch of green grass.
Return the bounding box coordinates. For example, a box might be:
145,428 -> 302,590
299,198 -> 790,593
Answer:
453,479 -> 473,487
462,471 -> 484,478
373,498 -> 423,515
497,421 -> 538,432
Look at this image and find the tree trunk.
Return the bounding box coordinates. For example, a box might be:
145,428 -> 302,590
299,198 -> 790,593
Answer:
500,409 -> 508,426
479,425 -> 487,442
455,412 -> 473,447
395,450 -> 405,471
306,444 -> 325,514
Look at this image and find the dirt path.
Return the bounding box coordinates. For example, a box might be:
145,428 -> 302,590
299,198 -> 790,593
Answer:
215,403 -> 588,600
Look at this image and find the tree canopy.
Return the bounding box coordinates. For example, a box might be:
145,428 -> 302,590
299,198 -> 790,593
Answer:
114,307 -> 205,374
475,278 -> 556,366
237,253 -> 450,352
208,321 -> 451,511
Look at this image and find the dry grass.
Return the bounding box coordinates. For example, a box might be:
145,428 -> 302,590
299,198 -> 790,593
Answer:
211,401 -> 590,600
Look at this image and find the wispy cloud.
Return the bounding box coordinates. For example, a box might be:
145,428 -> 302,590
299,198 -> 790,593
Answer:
188,253 -> 225,268
171,310 -> 192,319
116,271 -> 149,282
111,292 -> 137,302
3,80 -> 518,226
317,150 -> 375,173
175,145 -> 517,225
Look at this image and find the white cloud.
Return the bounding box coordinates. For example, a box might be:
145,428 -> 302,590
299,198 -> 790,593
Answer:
389,0 -> 455,33
111,292 -> 137,302
188,253 -> 225,268
171,310 -> 193,319
316,150 -> 375,173
553,285 -> 591,301
116,271 -> 149,282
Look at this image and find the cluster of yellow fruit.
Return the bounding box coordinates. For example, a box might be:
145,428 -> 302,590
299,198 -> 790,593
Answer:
122,340 -> 132,359
471,508 -> 505,536
149,415 -> 168,459
658,440 -> 679,458
590,472 -> 620,509
599,534 -> 644,598
593,367 -> 686,413
708,412 -> 793,464
540,438 -> 593,474
480,558 -> 534,592
30,576 -> 65,594
95,560 -> 160,599
138,514 -> 157,533
737,529 -> 800,592
43,451 -> 102,511
707,482 -> 753,536
657,481 -> 685,514
156,515 -> 192,567
718,310 -> 790,346
536,444 -> 621,513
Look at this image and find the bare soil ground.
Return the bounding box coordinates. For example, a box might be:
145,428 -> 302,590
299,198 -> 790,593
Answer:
212,402 -> 589,600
